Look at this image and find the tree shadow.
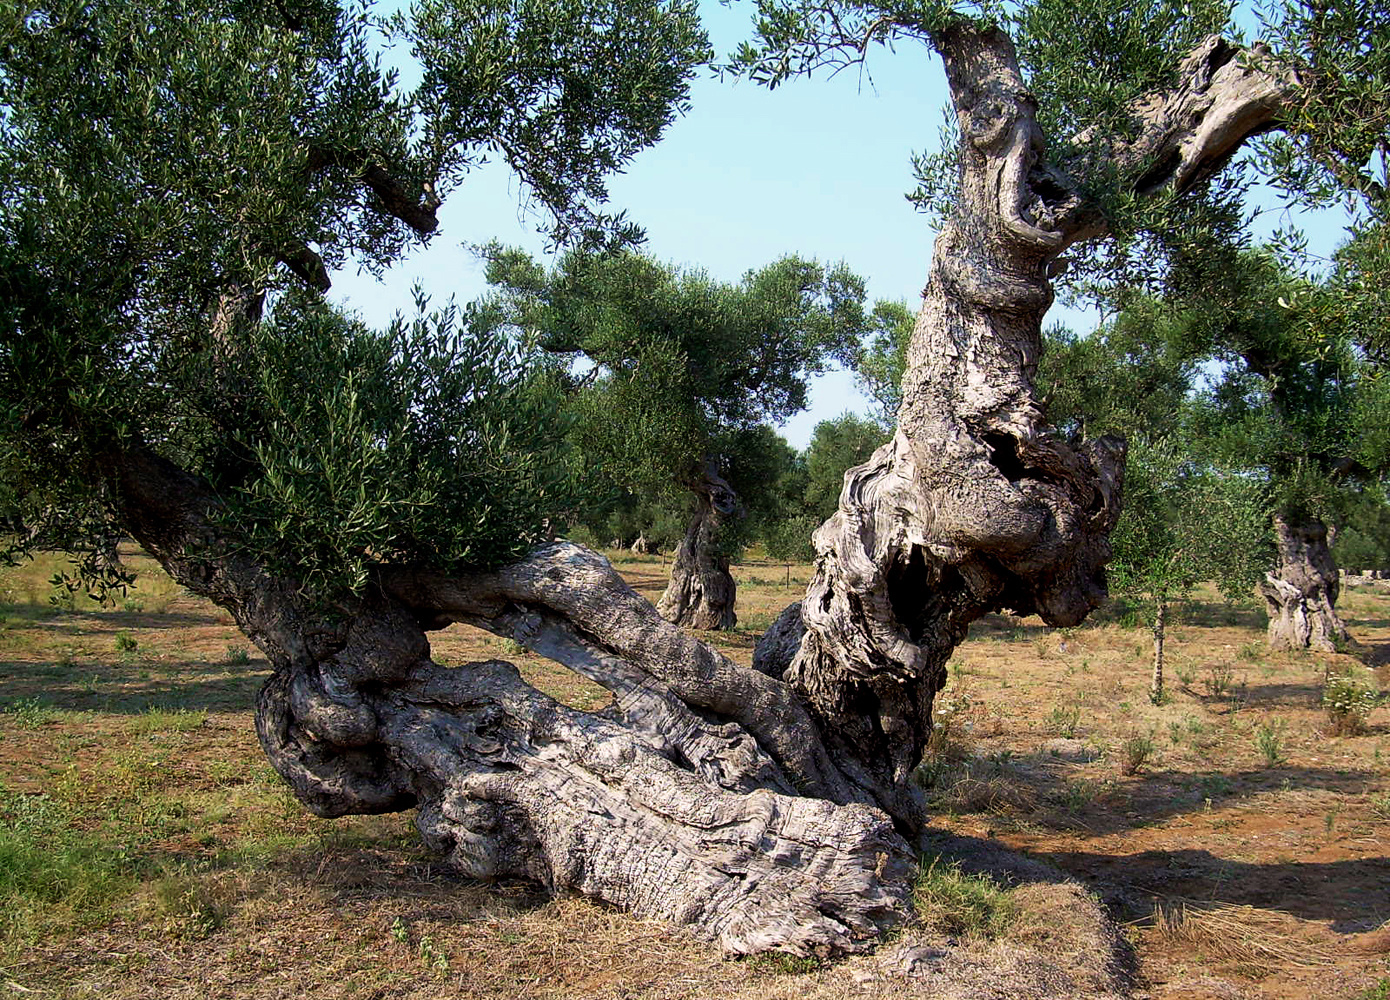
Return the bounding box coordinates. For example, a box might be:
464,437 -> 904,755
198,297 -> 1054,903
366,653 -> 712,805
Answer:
1016,845 -> 1390,933
927,752 -> 1378,838
0,657 -> 267,714
6,609 -> 225,631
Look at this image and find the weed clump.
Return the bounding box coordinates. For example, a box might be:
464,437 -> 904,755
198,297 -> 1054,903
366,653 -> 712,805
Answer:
1323,674 -> 1382,736
1254,719 -> 1287,766
914,856 -> 1014,939
1120,732 -> 1156,775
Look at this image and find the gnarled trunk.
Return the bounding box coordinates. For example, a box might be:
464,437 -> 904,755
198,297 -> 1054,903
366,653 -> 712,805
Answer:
759,27 -> 1126,823
110,447 -> 910,957
1260,514 -> 1349,651
102,26 -> 1296,957
657,461 -> 738,631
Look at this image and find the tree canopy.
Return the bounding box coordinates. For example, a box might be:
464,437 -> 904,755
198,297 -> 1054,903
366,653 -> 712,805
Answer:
0,0 -> 709,595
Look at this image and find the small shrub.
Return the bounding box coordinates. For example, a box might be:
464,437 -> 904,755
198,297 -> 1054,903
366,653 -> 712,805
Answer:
747,953 -> 821,975
1044,703 -> 1082,738
1050,776 -> 1114,813
1254,720 -> 1287,766
114,631 -> 138,653
1368,791 -> 1390,821
914,856 -> 1014,938
225,644 -> 251,665
417,933 -> 450,973
5,697 -> 58,730
1236,642 -> 1263,663
1323,675 -> 1382,736
1120,732 -> 1155,775
1174,663 -> 1196,688
1201,662 -> 1233,699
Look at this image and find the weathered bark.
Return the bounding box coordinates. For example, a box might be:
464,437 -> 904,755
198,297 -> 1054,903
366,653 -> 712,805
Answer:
766,27 -> 1296,826
657,462 -> 738,631
98,27 -> 1300,958
1259,514 -> 1349,651
107,446 -> 909,956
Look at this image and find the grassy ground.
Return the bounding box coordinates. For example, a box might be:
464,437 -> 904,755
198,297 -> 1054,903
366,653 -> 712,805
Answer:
1,545 -> 1387,998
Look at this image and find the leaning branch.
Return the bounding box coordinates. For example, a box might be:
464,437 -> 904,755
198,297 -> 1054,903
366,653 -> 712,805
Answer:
307,146 -> 442,236
1072,36 -> 1299,200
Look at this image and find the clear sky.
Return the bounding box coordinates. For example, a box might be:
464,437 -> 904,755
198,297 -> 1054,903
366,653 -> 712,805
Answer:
329,1 -> 1356,449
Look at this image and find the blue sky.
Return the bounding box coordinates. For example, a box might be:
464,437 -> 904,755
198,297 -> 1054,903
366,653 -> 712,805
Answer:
329,1 -> 1356,449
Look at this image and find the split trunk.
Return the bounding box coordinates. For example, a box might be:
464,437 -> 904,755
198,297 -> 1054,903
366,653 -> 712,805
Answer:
106,25 -> 1297,956
1260,514 -> 1349,651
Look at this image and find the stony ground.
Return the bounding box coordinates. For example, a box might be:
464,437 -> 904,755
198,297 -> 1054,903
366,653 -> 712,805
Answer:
0,546 -> 1386,999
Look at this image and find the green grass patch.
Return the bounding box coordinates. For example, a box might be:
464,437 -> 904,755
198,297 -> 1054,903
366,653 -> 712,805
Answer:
3,697 -> 60,730
125,706 -> 208,736
914,855 -> 1014,938
0,786 -> 139,953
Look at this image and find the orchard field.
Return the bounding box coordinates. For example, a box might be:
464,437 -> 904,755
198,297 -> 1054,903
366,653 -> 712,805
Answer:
1,546 -> 1387,999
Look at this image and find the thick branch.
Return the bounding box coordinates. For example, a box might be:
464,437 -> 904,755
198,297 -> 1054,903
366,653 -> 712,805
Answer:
379,543 -> 856,805
277,244 -> 331,292
1051,36 -> 1300,240
307,146 -> 442,236
107,447 -> 911,954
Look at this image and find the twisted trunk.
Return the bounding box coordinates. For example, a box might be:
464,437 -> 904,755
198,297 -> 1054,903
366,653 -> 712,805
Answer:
657,461 -> 738,631
1260,514 -> 1349,651
101,27 -> 1297,957
760,27 -> 1293,822
110,446 -> 910,956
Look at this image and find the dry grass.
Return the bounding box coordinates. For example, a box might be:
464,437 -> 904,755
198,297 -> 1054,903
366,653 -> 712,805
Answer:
1146,900 -> 1344,970
2,548 -> 1389,999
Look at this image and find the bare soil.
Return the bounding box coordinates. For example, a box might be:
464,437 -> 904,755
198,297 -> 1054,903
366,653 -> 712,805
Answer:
1,547 -> 1386,999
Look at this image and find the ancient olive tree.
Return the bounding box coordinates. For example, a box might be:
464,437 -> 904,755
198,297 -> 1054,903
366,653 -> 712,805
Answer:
5,0 -> 1389,960
1180,253 -> 1390,650
479,248 -> 868,630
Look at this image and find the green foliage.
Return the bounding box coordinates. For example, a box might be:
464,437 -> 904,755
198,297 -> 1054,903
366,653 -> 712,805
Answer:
482,247 -> 872,562
1038,303 -> 1204,445
1253,0 -> 1390,220
0,0 -> 709,594
215,292 -> 586,595
725,0 -> 980,90
1109,435 -> 1268,606
913,855 -> 1014,938
1011,0 -> 1233,150
764,514 -> 819,564
399,0 -> 711,246
850,299 -> 915,423
1331,490 -> 1390,572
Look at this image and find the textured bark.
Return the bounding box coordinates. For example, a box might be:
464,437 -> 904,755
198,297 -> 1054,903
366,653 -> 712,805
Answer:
777,27 -> 1295,827
1259,515 -> 1349,652
98,27 -> 1301,958
107,446 -> 908,957
658,462 -> 739,631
